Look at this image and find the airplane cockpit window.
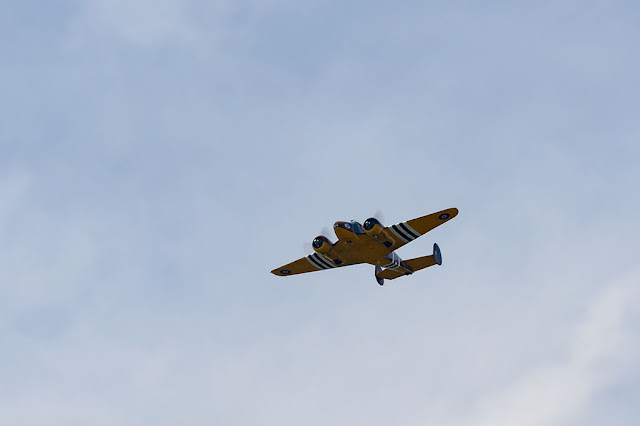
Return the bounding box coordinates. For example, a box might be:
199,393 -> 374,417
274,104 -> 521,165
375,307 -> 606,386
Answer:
351,221 -> 364,234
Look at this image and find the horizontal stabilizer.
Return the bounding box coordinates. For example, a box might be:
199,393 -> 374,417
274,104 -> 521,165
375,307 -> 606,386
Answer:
375,244 -> 442,281
404,254 -> 438,272
375,267 -> 406,280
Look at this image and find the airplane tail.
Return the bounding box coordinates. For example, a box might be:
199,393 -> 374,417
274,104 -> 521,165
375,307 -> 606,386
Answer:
405,242 -> 441,269
375,244 -> 442,282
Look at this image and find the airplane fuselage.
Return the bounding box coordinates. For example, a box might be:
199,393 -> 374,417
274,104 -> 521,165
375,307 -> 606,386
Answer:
329,221 -> 405,269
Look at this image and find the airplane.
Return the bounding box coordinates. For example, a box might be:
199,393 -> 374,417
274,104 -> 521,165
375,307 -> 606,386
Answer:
271,208 -> 458,285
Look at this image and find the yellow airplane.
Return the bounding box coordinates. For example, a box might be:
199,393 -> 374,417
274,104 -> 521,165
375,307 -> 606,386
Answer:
271,208 -> 458,285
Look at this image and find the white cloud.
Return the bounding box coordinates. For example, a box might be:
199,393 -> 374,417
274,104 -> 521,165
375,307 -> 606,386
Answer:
454,277 -> 639,426
62,0 -> 317,50
65,0 -> 201,48
0,170 -> 97,310
2,1 -> 639,424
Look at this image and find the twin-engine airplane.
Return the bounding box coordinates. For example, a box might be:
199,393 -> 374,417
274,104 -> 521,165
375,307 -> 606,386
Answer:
271,208 -> 458,285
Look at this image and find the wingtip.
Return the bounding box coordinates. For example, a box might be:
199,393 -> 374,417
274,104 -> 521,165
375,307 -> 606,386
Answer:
272,268 -> 292,276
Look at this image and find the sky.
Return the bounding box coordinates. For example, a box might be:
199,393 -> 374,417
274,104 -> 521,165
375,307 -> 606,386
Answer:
1,1 -> 639,425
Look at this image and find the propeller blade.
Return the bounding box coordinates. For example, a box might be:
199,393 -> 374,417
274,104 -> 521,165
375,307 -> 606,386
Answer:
321,226 -> 332,240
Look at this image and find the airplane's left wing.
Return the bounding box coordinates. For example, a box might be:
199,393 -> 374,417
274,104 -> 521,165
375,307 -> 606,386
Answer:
271,253 -> 342,276
385,207 -> 458,250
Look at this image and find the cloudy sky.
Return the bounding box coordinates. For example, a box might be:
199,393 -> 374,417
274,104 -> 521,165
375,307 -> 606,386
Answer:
1,1 -> 639,425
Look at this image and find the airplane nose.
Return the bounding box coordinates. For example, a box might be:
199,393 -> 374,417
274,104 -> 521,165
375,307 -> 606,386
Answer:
334,221 -> 356,240
333,221 -> 353,231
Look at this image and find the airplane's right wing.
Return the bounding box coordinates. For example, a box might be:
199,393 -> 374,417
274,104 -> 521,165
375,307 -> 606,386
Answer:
271,253 -> 344,276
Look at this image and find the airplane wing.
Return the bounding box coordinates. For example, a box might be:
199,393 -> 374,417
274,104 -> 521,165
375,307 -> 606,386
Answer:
271,253 -> 343,276
385,207 -> 458,250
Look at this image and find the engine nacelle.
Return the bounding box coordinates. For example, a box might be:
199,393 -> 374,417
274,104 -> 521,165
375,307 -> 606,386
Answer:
363,217 -> 384,235
363,217 -> 395,248
312,235 -> 333,254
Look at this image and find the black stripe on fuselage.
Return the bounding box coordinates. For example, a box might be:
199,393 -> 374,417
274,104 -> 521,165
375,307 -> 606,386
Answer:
399,222 -> 419,240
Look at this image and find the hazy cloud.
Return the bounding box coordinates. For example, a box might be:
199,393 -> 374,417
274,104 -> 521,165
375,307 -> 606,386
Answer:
1,0 -> 638,425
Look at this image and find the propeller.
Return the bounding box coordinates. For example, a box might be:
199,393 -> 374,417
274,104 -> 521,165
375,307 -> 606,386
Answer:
373,209 -> 385,224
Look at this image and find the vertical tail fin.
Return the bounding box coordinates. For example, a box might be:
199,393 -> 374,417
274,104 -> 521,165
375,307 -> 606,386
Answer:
433,243 -> 442,265
375,265 -> 384,286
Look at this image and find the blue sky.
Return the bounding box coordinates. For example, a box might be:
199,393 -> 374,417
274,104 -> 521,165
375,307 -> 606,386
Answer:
1,1 -> 639,425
